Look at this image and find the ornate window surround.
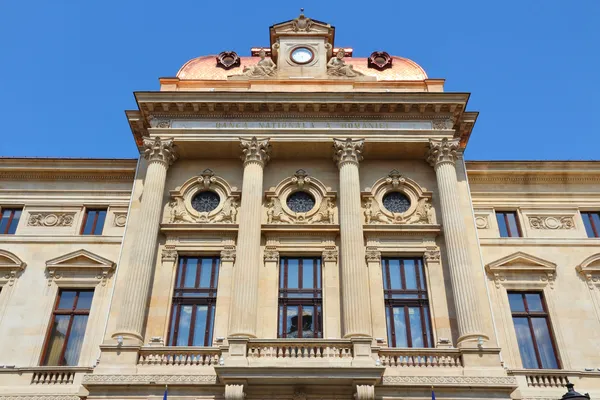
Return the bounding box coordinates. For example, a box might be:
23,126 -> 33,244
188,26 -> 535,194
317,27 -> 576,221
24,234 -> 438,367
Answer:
265,170 -> 337,225
362,170 -> 435,225
45,249 -> 115,287
167,169 -> 240,224
577,253 -> 600,289
485,251 -> 569,369
0,249 -> 26,287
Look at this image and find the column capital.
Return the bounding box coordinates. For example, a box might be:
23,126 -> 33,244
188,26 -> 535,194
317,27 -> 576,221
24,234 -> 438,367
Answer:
365,246 -> 381,262
424,246 -> 441,263
333,138 -> 364,168
427,138 -> 460,168
221,245 -> 236,262
240,136 -> 271,167
263,245 -> 279,262
142,136 -> 178,166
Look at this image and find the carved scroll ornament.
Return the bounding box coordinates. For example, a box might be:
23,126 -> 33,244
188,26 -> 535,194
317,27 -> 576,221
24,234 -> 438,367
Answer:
529,215 -> 575,230
28,213 -> 75,227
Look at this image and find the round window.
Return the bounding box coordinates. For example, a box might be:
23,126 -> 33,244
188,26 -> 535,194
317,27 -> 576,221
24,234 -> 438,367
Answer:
191,191 -> 220,213
286,191 -> 315,213
382,192 -> 411,213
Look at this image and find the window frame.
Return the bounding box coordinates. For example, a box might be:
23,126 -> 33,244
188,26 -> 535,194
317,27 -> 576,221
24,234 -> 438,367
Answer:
40,288 -> 94,366
382,257 -> 434,348
507,291 -> 561,369
80,208 -> 107,236
277,256 -> 323,339
581,211 -> 600,238
496,210 -> 522,238
0,207 -> 22,235
167,256 -> 220,347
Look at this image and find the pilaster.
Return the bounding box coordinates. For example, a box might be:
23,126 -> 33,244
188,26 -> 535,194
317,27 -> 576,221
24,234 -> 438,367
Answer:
423,246 -> 453,347
322,246 -> 341,338
365,247 -> 387,344
213,245 -> 236,343
334,138 -> 372,338
259,244 -> 280,338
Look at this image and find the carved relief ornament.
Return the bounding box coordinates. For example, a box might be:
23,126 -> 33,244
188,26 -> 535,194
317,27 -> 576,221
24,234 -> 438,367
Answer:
28,212 -> 75,227
167,169 -> 240,225
424,246 -> 441,262
0,250 -> 26,286
333,138 -> 364,167
528,215 -> 575,230
362,170 -> 436,225
240,137 -> 271,166
577,253 -> 600,289
265,170 -> 337,225
322,246 -> 338,262
143,136 -> 178,166
427,138 -> 460,167
365,247 -> 381,262
113,212 -> 127,227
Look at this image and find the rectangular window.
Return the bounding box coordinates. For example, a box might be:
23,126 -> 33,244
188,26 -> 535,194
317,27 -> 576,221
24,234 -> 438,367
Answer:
0,208 -> 21,235
42,289 -> 94,366
496,211 -> 522,237
168,256 -> 219,347
581,212 -> 600,238
278,257 -> 323,339
382,257 -> 433,348
508,292 -> 559,369
80,209 -> 107,235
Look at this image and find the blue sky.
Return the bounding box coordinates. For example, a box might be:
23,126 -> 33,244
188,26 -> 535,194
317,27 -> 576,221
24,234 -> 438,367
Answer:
0,1 -> 598,160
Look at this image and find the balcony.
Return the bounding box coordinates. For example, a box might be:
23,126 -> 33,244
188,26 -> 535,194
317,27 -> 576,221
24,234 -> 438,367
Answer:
247,339 -> 353,365
509,369 -> 600,390
378,347 -> 463,368
137,346 -> 221,368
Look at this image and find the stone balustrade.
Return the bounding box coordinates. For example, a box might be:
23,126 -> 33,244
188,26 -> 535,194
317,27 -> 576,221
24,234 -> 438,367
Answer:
247,339 -> 353,360
27,367 -> 92,385
379,348 -> 463,368
138,346 -> 221,367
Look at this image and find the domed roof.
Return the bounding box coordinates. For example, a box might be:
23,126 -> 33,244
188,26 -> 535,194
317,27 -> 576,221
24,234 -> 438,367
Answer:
176,55 -> 427,81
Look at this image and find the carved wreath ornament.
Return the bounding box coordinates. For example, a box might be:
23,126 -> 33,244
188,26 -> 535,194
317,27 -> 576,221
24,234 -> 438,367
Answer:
167,169 -> 240,224
265,169 -> 337,225
362,170 -> 435,225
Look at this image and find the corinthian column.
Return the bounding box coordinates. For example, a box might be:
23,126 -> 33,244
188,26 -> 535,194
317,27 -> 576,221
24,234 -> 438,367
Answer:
427,138 -> 488,346
113,137 -> 178,343
333,138 -> 372,338
228,137 -> 271,337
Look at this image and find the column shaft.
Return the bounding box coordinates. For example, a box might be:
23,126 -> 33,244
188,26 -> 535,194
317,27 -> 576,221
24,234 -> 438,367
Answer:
428,138 -> 487,345
113,137 -> 177,342
334,138 -> 372,338
228,137 -> 270,337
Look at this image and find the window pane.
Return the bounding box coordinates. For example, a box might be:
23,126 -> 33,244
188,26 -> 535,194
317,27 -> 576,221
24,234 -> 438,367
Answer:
176,258 -> 186,287
168,304 -> 177,345
184,259 -> 198,288
199,258 -> 212,288
302,259 -> 314,289
93,210 -> 106,235
507,213 -> 520,237
0,210 -> 10,233
302,306 -> 314,338
63,315 -> 89,366
388,259 -> 401,289
316,305 -> 322,338
176,305 -> 193,346
386,308 -> 393,346
423,306 -> 432,348
404,260 -> 417,289
8,210 -> 21,234
525,293 -> 544,312
392,307 -> 408,347
417,260 -> 426,290
192,305 -> 208,346
286,306 -> 298,338
592,213 -> 600,237
57,291 -> 77,310
213,259 -> 220,288
532,317 -> 559,369
287,259 -> 299,289
582,213 -> 596,237
316,259 -> 322,289
82,211 -> 95,235
278,306 -> 284,337
207,304 -> 215,345
279,260 -> 285,289
409,307 -> 424,347
508,293 -> 525,312
43,315 -> 71,365
513,317 -> 538,368
76,291 -> 94,310
497,213 -> 509,237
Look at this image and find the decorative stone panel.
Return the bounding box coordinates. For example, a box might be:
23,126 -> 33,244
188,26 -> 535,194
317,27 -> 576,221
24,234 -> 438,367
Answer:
28,212 -> 75,227
528,215 -> 575,230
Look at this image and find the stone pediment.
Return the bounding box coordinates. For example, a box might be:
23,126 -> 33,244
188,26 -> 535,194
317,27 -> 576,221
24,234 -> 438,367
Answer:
270,13 -> 334,38
46,249 -> 115,286
577,253 -> 600,288
0,250 -> 27,286
485,252 -> 557,288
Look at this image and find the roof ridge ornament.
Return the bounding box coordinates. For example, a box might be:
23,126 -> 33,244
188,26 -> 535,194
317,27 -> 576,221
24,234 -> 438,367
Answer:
292,8 -> 313,32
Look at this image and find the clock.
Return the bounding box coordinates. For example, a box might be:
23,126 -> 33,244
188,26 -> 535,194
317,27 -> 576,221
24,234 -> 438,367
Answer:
290,47 -> 314,65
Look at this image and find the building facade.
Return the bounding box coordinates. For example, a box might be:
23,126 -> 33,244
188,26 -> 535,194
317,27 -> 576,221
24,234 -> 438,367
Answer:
1,13 -> 599,400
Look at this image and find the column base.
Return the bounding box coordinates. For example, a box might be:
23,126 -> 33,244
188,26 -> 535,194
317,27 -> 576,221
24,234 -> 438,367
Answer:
351,337 -> 375,367
92,344 -> 141,374
111,330 -> 144,346
224,337 -> 249,367
457,332 -> 489,348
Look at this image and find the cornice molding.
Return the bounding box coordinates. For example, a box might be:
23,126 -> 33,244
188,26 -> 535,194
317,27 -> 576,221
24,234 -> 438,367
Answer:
382,375 -> 517,387
82,374 -> 217,385
0,172 -> 135,182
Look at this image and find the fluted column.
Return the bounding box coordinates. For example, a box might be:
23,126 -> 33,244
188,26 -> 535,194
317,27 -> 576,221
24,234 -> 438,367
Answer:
228,137 -> 271,337
113,137 -> 178,342
333,138 -> 372,338
427,138 -> 488,346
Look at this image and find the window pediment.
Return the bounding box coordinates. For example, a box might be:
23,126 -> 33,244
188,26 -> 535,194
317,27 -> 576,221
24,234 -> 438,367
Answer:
577,253 -> 600,288
485,252 -> 557,288
0,250 -> 26,286
45,249 -> 115,286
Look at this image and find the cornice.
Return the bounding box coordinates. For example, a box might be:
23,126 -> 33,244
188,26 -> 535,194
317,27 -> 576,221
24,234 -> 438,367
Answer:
468,174 -> 600,185
381,375 -> 517,388
0,172 -> 135,182
82,374 -> 217,386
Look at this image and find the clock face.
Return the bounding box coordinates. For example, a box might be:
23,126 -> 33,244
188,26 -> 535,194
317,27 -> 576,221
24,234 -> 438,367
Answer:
290,47 -> 314,65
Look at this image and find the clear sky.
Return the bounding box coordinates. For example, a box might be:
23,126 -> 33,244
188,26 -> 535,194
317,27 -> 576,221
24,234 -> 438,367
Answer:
0,1 -> 598,160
